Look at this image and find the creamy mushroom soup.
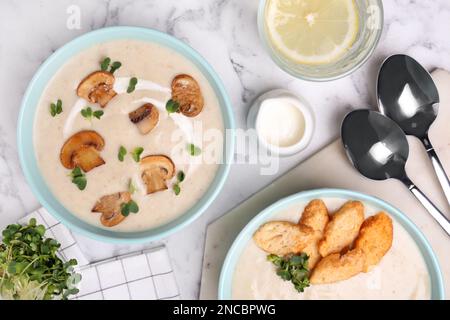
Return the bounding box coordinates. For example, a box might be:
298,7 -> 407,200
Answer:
232,198 -> 431,300
33,39 -> 224,232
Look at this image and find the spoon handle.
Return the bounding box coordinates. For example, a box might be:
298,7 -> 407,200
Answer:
422,136 -> 450,205
402,177 -> 450,236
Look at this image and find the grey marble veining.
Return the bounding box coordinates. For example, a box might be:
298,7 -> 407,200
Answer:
0,0 -> 449,299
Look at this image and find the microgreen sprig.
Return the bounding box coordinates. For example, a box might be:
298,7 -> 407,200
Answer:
100,57 -> 122,74
120,200 -> 139,217
127,77 -> 138,93
187,143 -> 202,156
69,167 -> 87,190
130,147 -> 144,162
173,170 -> 185,196
267,253 -> 310,293
128,179 -> 138,194
81,106 -> 103,121
109,61 -> 122,74
177,171 -> 185,182
50,99 -> 63,117
100,57 -> 111,71
118,146 -> 127,162
173,184 -> 181,196
166,99 -> 180,114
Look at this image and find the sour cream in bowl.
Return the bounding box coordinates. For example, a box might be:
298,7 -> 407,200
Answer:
247,89 -> 314,156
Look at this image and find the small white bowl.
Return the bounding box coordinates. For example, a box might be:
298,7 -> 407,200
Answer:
247,89 -> 314,156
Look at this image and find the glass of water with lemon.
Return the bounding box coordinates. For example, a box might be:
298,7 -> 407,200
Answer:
258,0 -> 383,81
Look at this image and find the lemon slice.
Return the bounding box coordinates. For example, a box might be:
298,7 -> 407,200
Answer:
266,0 -> 359,65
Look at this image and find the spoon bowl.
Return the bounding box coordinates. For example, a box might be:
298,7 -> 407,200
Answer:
377,54 -> 439,138
342,110 -> 408,181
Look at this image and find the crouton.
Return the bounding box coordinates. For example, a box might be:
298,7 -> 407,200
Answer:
354,212 -> 393,272
310,249 -> 366,284
253,221 -> 314,256
318,201 -> 364,257
299,199 -> 330,268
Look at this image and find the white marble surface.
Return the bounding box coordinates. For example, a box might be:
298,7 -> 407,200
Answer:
0,0 -> 449,299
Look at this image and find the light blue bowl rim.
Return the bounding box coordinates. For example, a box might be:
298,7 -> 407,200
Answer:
17,26 -> 235,244
218,188 -> 445,300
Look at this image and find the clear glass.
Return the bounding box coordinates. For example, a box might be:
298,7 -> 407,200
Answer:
258,0 -> 384,81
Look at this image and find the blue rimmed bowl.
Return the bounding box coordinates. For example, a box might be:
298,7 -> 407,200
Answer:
218,188 -> 445,300
17,26 -> 235,244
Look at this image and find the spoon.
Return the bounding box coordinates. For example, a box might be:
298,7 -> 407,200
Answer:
377,54 -> 450,205
341,109 -> 450,236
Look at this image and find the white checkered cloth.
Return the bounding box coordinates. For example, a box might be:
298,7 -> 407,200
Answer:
18,208 -> 180,300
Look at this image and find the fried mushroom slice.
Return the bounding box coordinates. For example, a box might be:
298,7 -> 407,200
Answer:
92,192 -> 131,227
298,199 -> 330,268
60,130 -> 105,171
354,212 -> 393,272
77,71 -> 117,107
140,155 -> 175,194
72,145 -> 105,172
318,201 -> 364,257
171,74 -> 204,117
129,103 -> 159,135
253,221 -> 314,256
310,249 -> 366,284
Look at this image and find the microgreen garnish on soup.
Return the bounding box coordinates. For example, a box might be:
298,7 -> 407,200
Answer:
127,77 -> 138,93
100,57 -> 111,71
177,171 -> 185,182
173,184 -> 181,196
50,99 -> 63,117
267,253 -> 310,293
130,147 -> 144,162
69,167 -> 87,191
109,61 -> 122,74
188,143 -> 201,156
81,106 -> 103,121
100,57 -> 121,74
93,110 -> 104,119
173,170 -> 185,196
166,99 -> 180,114
118,146 -> 127,162
128,179 -> 138,194
120,200 -> 139,217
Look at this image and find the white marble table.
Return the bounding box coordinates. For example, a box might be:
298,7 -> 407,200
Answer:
0,0 -> 449,299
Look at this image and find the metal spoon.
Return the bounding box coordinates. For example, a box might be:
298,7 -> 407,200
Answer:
377,54 -> 450,205
341,109 -> 450,236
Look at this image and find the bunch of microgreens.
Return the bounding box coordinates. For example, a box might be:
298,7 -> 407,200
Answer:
267,253 -> 310,293
0,219 -> 81,300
